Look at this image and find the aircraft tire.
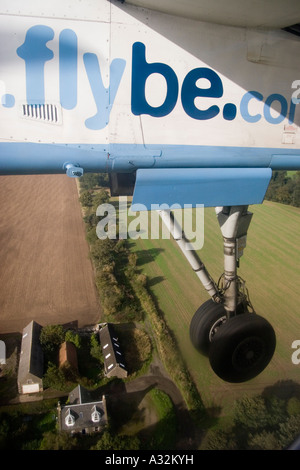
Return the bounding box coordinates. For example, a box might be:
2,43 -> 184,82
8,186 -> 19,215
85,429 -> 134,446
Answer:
189,299 -> 227,356
209,313 -> 276,383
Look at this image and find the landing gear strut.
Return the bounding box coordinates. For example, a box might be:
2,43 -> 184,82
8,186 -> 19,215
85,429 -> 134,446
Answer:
159,205 -> 276,383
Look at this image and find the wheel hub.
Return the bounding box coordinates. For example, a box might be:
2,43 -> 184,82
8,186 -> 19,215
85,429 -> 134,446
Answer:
209,315 -> 227,342
232,336 -> 265,371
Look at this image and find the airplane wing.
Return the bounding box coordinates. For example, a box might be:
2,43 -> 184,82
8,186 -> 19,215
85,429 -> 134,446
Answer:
124,0 -> 300,28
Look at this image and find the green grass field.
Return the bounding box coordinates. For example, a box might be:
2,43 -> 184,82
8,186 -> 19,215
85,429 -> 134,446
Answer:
128,201 -> 300,413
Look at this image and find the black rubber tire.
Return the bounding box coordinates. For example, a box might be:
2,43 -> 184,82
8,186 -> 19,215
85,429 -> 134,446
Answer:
209,313 -> 276,383
189,299 -> 227,356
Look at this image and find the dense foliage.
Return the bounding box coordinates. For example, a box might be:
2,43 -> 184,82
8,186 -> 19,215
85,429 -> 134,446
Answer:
266,171 -> 300,207
201,394 -> 300,450
40,324 -> 103,392
80,182 -> 144,322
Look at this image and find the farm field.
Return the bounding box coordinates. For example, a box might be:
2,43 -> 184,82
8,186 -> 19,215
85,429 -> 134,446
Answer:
0,175 -> 101,334
129,201 -> 300,412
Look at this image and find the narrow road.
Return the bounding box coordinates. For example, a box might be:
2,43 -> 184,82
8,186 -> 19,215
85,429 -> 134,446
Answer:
106,354 -> 198,449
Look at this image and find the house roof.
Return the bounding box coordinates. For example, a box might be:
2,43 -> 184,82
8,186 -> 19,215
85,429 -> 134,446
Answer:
68,384 -> 93,405
59,341 -> 78,370
59,385 -> 108,432
99,323 -> 127,374
18,320 -> 43,382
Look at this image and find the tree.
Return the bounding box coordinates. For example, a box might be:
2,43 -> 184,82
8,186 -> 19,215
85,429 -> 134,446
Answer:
43,362 -> 66,390
266,170 -> 289,202
40,324 -> 65,353
278,414 -> 300,448
65,330 -> 81,348
90,333 -> 102,361
39,431 -> 78,450
0,419 -> 9,449
91,430 -> 140,450
248,430 -> 280,450
276,185 -> 292,204
287,397 -> 300,417
264,396 -> 287,428
204,429 -> 237,450
80,173 -> 109,190
92,189 -> 110,208
79,190 -> 93,207
233,396 -> 270,431
292,185 -> 300,207
91,238 -> 117,267
234,395 -> 287,432
265,170 -> 300,208
84,212 -> 99,229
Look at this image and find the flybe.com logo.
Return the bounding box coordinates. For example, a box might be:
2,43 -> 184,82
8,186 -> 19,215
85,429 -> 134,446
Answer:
2,25 -> 299,130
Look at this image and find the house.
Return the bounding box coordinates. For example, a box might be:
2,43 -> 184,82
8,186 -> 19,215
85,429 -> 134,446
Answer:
99,323 -> 128,379
17,320 -> 44,394
58,384 -> 108,434
59,341 -> 78,372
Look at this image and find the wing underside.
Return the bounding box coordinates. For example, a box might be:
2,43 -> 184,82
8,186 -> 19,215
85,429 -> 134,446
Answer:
124,0 -> 300,29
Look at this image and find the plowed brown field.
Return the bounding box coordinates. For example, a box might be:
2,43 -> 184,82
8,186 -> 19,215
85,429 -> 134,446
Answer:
0,175 -> 101,333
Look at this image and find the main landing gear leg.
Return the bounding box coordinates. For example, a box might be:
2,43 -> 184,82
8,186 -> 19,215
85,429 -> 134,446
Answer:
216,205 -> 252,317
159,206 -> 276,383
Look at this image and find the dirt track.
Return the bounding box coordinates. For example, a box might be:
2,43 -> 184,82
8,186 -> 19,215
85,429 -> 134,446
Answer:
0,175 -> 101,333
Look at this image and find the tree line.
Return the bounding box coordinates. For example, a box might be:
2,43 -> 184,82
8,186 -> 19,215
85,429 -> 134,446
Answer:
79,173 -> 205,417
266,171 -> 300,206
201,392 -> 300,450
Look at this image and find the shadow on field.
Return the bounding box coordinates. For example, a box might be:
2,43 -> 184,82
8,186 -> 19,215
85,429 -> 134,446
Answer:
128,245 -> 164,266
262,379 -> 300,400
147,276 -> 165,287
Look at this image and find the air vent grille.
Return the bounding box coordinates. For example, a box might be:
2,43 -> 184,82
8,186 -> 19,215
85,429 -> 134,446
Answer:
21,104 -> 61,124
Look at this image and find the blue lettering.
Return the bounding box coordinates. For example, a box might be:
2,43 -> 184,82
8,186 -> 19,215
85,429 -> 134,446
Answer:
181,68 -> 223,120
264,93 -> 287,124
59,29 -> 78,110
288,99 -> 297,124
15,28 -> 295,129
17,25 -> 54,105
223,103 -> 237,121
83,53 -> 126,130
240,91 -> 294,125
1,94 -> 15,108
131,42 -> 178,117
240,91 -> 263,123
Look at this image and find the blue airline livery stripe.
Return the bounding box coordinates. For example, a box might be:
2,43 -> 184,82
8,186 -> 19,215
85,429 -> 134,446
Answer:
0,142 -> 300,174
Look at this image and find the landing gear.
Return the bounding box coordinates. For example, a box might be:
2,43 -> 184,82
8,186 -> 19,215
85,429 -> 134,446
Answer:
190,297 -> 276,382
158,204 -> 276,383
189,299 -> 227,356
190,301 -> 276,383
209,313 -> 276,383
